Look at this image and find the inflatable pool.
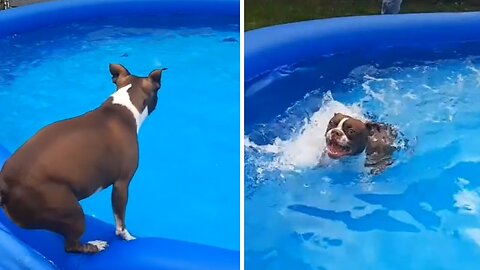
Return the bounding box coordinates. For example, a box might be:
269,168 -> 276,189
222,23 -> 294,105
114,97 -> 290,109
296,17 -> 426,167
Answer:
0,0 -> 239,269
245,13 -> 480,270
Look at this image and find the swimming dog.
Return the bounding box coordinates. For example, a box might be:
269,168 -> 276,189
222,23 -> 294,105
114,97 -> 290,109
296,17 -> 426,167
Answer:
325,113 -> 397,174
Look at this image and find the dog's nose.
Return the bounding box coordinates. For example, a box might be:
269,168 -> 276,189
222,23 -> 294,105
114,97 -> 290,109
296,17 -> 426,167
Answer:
331,129 -> 342,137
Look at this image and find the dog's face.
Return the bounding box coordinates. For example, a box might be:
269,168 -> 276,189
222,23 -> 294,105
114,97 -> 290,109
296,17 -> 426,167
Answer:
325,113 -> 370,159
109,64 -> 167,115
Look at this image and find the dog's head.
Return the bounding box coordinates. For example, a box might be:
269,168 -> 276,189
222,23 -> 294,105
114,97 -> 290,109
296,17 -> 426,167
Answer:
109,63 -> 167,115
325,113 -> 379,159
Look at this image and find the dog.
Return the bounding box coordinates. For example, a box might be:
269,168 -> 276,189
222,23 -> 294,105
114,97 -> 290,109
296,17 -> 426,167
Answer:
325,113 -> 397,174
0,64 -> 166,254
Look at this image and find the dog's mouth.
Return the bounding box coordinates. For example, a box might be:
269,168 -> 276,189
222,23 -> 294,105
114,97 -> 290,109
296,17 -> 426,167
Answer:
326,140 -> 352,159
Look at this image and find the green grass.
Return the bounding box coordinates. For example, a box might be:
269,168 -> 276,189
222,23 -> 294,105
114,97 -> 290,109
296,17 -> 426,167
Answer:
246,0 -> 480,31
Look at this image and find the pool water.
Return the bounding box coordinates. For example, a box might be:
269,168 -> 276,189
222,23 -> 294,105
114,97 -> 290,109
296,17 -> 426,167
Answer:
245,43 -> 480,269
0,15 -> 239,251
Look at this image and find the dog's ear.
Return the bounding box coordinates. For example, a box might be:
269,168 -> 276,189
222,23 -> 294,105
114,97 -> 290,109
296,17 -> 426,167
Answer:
109,64 -> 130,84
365,122 -> 382,136
334,113 -> 339,116
148,68 -> 167,87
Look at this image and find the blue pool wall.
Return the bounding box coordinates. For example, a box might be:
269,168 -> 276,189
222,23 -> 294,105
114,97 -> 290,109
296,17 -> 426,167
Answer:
245,12 -> 480,81
244,12 -> 480,127
0,0 -> 239,37
0,0 -> 239,269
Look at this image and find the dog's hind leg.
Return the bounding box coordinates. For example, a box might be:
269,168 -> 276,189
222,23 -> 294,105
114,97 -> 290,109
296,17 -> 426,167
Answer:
39,184 -> 108,254
61,210 -> 108,254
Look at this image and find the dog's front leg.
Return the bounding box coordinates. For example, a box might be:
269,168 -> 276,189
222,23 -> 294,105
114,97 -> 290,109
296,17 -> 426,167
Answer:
112,181 -> 136,241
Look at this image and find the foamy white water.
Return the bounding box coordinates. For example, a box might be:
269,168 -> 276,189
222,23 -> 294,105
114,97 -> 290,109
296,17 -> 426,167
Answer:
245,91 -> 366,171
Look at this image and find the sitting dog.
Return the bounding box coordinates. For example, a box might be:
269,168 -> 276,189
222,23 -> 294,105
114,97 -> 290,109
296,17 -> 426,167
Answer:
325,112 -> 397,174
0,64 -> 166,254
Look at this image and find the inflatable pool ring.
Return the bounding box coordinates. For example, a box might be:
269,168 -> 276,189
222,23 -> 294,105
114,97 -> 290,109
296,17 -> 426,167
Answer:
0,145 -> 238,270
245,12 -> 480,81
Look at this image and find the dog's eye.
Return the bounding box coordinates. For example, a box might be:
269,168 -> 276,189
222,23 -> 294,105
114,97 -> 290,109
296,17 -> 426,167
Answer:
328,120 -> 335,126
348,129 -> 356,136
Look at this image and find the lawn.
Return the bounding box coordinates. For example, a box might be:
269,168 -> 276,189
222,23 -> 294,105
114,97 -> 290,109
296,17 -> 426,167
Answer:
245,0 -> 480,31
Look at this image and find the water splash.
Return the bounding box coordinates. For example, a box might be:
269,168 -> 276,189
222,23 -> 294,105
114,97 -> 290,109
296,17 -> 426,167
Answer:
246,91 -> 364,170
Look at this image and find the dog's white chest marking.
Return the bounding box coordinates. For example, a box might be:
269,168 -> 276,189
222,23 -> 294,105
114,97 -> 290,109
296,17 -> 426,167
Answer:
111,84 -> 148,133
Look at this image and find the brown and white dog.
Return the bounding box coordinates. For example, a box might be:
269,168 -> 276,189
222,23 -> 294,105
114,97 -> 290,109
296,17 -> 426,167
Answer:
0,64 -> 166,254
325,112 -> 397,174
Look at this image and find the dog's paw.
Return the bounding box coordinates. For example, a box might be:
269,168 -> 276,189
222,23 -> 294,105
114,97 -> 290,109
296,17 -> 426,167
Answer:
115,228 -> 136,241
88,240 -> 108,251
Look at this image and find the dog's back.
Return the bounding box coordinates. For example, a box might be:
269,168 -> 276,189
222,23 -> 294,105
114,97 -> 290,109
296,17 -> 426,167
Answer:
365,123 -> 398,174
1,106 -> 138,201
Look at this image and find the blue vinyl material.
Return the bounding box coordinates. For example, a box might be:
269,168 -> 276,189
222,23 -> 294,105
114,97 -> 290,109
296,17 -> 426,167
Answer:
0,0 -> 239,37
245,12 -> 480,81
0,146 -> 238,270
